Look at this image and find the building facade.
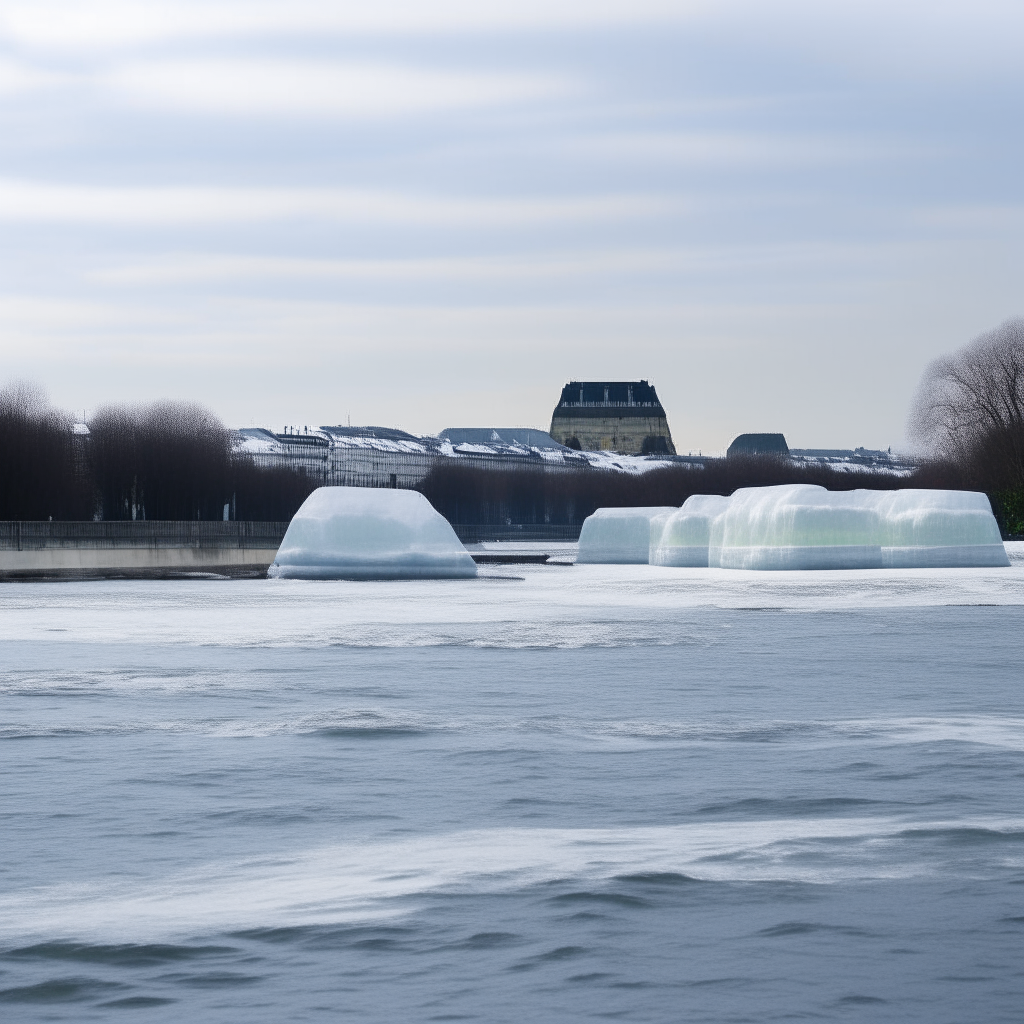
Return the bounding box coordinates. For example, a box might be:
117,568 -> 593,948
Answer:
549,381 -> 676,455
233,425 -> 593,490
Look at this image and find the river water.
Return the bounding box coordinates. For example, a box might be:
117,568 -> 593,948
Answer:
2,562 -> 1023,1021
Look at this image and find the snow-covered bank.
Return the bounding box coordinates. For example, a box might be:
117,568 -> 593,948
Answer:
1,562 -> 1021,650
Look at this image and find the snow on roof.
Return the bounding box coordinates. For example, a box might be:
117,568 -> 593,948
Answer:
234,423 -> 694,473
440,427 -> 566,449
326,435 -> 433,454
232,428 -> 283,454
582,450 -> 695,474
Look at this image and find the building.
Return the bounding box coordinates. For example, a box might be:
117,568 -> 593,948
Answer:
438,427 -> 564,449
727,433 -> 790,457
726,433 -> 915,473
549,381 -> 676,455
233,424 -> 592,491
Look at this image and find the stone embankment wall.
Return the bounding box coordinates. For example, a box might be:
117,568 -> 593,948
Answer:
0,520 -> 581,577
0,521 -> 288,577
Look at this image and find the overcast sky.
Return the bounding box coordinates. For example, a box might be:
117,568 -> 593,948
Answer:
1,0 -> 1022,452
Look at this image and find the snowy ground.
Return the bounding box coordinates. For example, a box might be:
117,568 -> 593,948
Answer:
1,557 -> 1021,650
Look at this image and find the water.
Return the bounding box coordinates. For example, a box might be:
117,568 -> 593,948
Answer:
2,564 -> 1023,1021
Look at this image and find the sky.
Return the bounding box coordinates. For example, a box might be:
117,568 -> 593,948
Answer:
1,0 -> 1022,454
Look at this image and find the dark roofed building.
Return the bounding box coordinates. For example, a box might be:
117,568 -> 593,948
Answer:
549,381 -> 676,455
727,433 -> 790,457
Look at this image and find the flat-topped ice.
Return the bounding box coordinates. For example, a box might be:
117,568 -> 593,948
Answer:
651,495 -> 732,567
269,487 -> 477,580
706,484 -> 1008,570
577,506 -> 677,564
871,489 -> 1009,567
709,485 -> 885,569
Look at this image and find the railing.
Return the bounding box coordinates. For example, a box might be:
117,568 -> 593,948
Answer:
557,402 -> 662,409
0,521 -> 580,550
0,522 -> 290,551
452,524 -> 581,543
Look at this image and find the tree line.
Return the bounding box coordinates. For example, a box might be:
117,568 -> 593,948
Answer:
418,456 -> 951,531
2,316 -> 1021,535
0,384 -> 314,522
909,316 -> 1024,536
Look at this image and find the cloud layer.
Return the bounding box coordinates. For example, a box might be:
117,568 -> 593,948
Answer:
1,0 -> 1022,449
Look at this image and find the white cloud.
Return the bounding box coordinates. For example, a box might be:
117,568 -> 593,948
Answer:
564,131 -> 935,167
0,57 -> 70,95
0,0 -> 699,51
88,250 -> 689,286
102,59 -> 575,118
86,242 -> 931,288
0,179 -> 677,227
5,0 -> 1023,85
913,205 -> 1024,235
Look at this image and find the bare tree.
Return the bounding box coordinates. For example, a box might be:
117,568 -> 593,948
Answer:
89,401 -> 232,520
909,317 -> 1024,488
0,380 -> 92,520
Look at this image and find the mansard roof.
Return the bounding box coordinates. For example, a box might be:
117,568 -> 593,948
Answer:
552,381 -> 666,419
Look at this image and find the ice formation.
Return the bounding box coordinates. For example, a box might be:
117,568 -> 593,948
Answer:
704,485 -> 1008,570
872,489 -> 1010,568
269,487 -> 477,580
650,495 -> 732,566
576,507 -> 678,564
708,485 -> 886,570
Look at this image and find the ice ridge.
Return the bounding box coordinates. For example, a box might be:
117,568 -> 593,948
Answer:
581,486 -> 1009,570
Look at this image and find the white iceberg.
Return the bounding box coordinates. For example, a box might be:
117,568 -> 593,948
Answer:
268,487 -> 477,580
576,506 -> 677,564
703,484 -> 1008,570
709,485 -> 885,570
873,489 -> 1010,568
650,495 -> 732,566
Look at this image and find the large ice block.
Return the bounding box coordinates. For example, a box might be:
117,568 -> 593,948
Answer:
268,487 -> 477,580
705,484 -> 1008,570
873,489 -> 1010,567
576,506 -> 677,564
650,495 -> 731,566
709,485 -> 886,570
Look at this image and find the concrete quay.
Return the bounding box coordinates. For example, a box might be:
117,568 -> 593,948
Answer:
0,521 -> 288,578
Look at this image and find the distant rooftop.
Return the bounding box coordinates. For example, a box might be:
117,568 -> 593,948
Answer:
439,427 -> 566,449
321,425 -> 420,442
553,381 -> 665,414
727,433 -> 790,457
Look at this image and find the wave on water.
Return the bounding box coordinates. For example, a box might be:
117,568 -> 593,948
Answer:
1,818 -> 1021,944
3,713 -> 1023,749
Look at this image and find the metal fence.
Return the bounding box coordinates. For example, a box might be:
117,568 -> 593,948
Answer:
451,524 -> 581,543
0,521 -> 290,551
0,520 -> 579,550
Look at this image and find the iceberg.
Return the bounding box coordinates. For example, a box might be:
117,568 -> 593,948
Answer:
709,485 -> 885,570
650,495 -> 732,566
268,487 -> 477,580
704,484 -> 1008,570
873,489 -> 1010,568
576,506 -> 677,564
